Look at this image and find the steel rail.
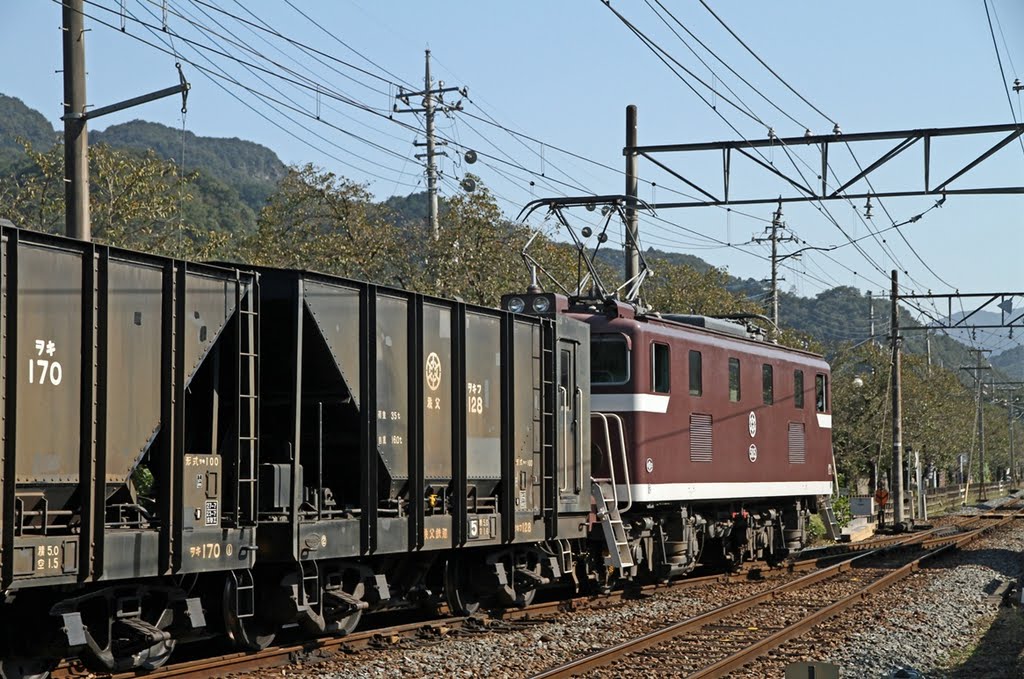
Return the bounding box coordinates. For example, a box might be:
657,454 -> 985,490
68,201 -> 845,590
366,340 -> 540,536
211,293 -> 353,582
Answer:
531,507 -> 1023,678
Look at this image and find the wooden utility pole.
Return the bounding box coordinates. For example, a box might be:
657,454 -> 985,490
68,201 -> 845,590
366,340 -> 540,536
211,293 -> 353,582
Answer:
890,270 -> 905,527
63,0 -> 90,241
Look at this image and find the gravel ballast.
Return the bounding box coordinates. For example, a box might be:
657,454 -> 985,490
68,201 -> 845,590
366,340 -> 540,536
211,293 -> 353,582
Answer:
249,496 -> 1024,678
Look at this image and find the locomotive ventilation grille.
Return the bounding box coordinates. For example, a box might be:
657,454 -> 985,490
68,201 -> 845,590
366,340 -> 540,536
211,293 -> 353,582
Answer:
788,422 -> 806,464
689,413 -> 713,463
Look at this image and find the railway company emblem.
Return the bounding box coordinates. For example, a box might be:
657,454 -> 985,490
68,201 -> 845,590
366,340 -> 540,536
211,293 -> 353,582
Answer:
425,352 -> 442,391
748,411 -> 757,438
748,444 -> 758,462
645,457 -> 654,473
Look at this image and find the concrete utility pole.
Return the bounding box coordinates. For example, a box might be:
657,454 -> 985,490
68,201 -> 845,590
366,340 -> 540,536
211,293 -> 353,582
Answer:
753,200 -> 798,328
624,105 -> 640,284
1010,392 -> 1016,485
868,291 -> 875,341
63,0 -> 90,241
393,50 -> 466,240
890,270 -> 905,527
961,349 -> 993,501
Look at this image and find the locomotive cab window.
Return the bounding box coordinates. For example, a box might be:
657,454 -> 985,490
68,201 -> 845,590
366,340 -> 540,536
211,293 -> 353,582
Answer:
815,373 -> 828,412
728,357 -> 741,402
794,370 -> 804,409
762,364 -> 774,405
652,342 -> 670,394
591,335 -> 630,385
689,350 -> 703,396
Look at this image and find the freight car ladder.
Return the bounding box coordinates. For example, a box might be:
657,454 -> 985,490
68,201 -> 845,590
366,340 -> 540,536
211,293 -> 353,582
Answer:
236,281 -> 259,526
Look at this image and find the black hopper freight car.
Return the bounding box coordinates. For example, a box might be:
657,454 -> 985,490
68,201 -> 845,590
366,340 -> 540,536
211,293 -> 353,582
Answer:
244,267 -> 599,644
0,225 -> 261,677
0,224 -> 637,676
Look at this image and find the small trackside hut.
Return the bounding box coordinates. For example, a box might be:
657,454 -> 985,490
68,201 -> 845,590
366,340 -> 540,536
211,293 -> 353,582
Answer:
0,224 -> 259,676
247,267 -> 593,641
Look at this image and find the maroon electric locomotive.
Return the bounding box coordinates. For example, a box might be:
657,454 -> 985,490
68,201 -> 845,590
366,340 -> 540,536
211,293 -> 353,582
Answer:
504,195 -> 834,582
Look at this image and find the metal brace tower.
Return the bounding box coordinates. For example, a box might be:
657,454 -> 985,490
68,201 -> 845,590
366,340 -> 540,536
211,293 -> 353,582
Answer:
393,50 -> 466,239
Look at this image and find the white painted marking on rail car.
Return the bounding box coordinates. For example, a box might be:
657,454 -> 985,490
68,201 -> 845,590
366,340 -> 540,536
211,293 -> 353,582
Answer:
591,393 -> 670,413
620,480 -> 834,503
816,413 -> 833,429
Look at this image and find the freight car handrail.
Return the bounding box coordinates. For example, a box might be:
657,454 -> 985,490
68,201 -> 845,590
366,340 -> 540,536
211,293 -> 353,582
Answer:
592,413 -> 632,513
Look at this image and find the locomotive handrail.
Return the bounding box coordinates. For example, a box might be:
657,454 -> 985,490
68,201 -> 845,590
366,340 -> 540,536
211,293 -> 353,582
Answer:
591,412 -> 632,513
559,386 -> 569,493
609,413 -> 632,513
575,387 -> 583,494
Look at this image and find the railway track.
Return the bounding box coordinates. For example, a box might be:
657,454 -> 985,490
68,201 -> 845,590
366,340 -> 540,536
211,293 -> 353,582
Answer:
48,507 -> 1018,679
531,506 -> 1024,678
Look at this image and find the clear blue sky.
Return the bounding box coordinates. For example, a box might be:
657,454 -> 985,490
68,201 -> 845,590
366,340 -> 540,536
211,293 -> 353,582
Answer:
2,1 -> 1022,326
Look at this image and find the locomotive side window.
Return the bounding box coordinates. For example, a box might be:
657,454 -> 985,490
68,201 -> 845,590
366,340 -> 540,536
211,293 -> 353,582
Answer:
762,364 -> 774,405
728,357 -> 741,402
652,342 -> 670,394
591,335 -> 630,385
794,370 -> 805,408
815,373 -> 828,412
689,350 -> 703,396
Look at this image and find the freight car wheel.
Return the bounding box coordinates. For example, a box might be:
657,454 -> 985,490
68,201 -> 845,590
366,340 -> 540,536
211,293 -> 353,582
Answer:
443,555 -> 484,615
0,657 -> 53,679
223,575 -> 276,651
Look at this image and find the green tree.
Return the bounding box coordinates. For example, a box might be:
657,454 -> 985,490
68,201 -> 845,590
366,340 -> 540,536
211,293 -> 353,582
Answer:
0,140 -> 223,259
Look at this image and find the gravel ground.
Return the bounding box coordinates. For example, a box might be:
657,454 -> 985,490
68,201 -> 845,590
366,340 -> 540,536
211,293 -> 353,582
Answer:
248,495 -> 1024,678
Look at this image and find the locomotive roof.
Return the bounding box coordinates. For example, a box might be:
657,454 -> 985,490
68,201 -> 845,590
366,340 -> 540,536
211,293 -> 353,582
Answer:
570,304 -> 827,365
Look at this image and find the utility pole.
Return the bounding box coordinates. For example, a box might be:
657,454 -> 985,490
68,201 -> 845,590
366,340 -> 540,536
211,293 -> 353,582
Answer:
868,291 -> 875,341
961,349 -> 993,501
624,105 -> 640,284
1010,392 -> 1016,486
753,200 -> 798,328
393,50 -> 466,240
63,0 -> 90,241
890,270 -> 905,527
59,1 -> 189,243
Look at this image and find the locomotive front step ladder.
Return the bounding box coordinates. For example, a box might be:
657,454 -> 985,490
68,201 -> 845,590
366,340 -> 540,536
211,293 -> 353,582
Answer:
591,412 -> 634,570
818,503 -> 841,541
593,481 -> 634,570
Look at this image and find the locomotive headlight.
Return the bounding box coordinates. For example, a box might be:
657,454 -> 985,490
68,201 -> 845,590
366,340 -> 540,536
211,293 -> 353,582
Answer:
507,297 -> 525,313
532,296 -> 551,313
468,518 -> 480,538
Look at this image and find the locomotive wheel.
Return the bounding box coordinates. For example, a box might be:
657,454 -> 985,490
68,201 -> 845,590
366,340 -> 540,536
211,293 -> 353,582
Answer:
223,577 -> 276,651
443,555 -> 484,615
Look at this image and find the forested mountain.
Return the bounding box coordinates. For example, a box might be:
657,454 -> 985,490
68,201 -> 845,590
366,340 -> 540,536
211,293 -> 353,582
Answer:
992,345 -> 1024,379
0,96 -> 285,233
93,121 -> 286,211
